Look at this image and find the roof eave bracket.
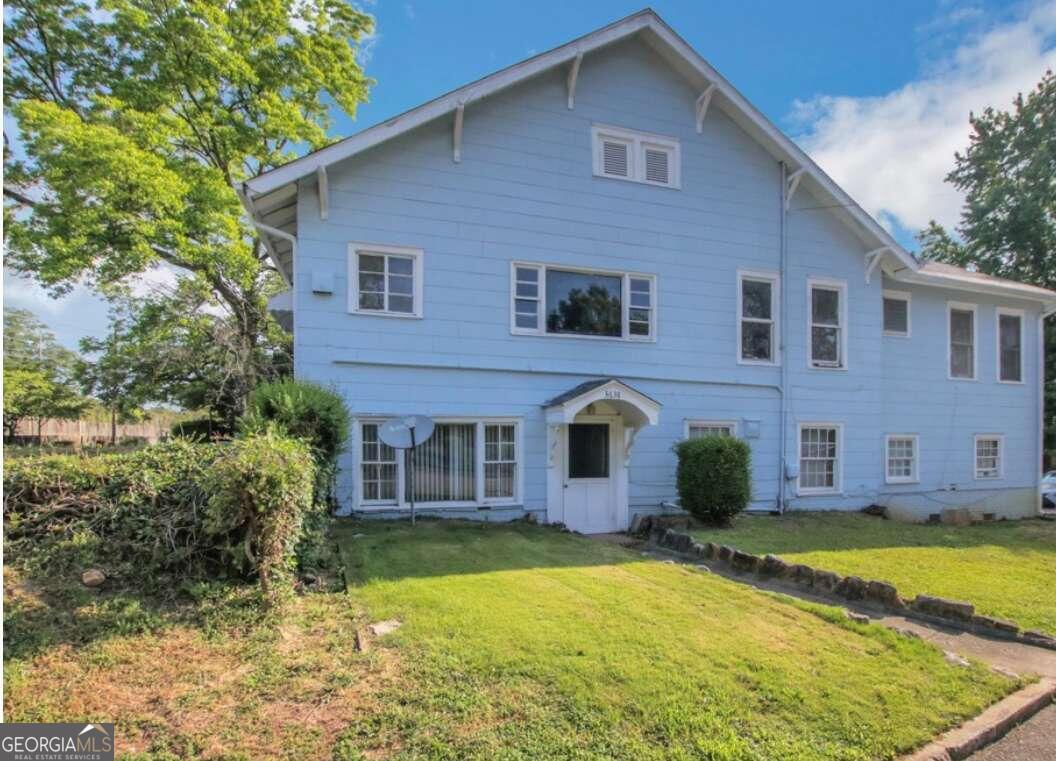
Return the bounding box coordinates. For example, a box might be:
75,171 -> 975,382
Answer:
864,247 -> 888,284
316,165 -> 329,220
695,84 -> 715,133
784,168 -> 805,210
453,102 -> 465,163
567,52 -> 583,109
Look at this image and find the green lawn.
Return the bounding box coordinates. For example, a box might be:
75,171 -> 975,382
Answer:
338,519 -> 1016,760
692,513 -> 1056,636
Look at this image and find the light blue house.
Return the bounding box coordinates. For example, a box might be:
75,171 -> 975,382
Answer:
240,10 -> 1056,532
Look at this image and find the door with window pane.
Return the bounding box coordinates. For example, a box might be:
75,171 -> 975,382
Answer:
563,420 -> 619,533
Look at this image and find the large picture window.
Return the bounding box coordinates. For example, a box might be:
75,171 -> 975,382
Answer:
511,263 -> 655,340
358,419 -> 520,507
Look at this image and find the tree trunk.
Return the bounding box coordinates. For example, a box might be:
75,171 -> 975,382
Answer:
110,407 -> 117,445
36,417 -> 43,445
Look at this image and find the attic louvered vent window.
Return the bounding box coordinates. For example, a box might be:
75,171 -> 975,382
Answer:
602,139 -> 630,178
592,125 -> 679,189
644,146 -> 669,185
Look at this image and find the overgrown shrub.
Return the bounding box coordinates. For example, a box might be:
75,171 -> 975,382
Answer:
3,434 -> 316,604
204,429 -> 314,605
674,436 -> 751,524
171,417 -> 228,440
241,379 -> 349,474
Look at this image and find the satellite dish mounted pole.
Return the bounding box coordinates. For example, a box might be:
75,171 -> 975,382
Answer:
408,424 -> 417,526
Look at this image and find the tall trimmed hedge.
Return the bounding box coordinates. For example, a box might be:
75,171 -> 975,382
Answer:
674,435 -> 751,524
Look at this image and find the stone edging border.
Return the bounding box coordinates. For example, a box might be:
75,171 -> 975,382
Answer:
642,520 -> 1056,652
901,678 -> 1056,761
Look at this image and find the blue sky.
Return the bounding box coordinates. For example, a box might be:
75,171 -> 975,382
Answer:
6,0 -> 1056,349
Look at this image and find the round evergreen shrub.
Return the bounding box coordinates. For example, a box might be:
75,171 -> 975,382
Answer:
674,435 -> 751,524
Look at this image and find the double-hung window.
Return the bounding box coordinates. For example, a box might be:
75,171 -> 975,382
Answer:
591,125 -> 680,189
808,279 -> 847,369
885,434 -> 919,484
349,243 -> 424,318
948,302 -> 976,379
511,263 -> 656,340
997,308 -> 1023,383
358,419 -> 520,507
686,420 -> 736,439
974,435 -> 1002,479
883,290 -> 910,337
738,270 -> 779,364
799,424 -> 841,494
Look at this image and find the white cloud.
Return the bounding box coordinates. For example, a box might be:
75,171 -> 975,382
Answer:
403,3 -> 416,21
791,1 -> 1056,237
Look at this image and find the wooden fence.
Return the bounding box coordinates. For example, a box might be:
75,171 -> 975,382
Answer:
12,418 -> 169,444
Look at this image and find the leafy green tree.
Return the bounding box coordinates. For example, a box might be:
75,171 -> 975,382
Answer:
4,0 -> 373,416
3,366 -> 87,441
3,306 -> 79,379
918,70 -> 1056,457
3,307 -> 86,440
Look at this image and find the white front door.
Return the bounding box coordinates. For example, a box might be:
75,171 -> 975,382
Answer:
562,419 -> 620,533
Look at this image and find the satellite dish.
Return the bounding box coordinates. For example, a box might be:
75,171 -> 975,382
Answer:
379,415 -> 435,449
378,415 -> 435,526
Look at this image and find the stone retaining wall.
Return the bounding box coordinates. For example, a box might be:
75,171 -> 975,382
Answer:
642,518 -> 1056,652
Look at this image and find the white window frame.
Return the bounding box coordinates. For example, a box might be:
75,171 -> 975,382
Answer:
807,278 -> 848,371
737,269 -> 780,366
973,434 -> 1004,480
884,434 -> 919,485
354,417 -> 524,510
947,301 -> 977,381
348,243 -> 424,319
509,261 -> 657,342
797,422 -> 843,495
882,289 -> 911,338
996,307 -> 1025,384
684,420 -> 738,439
591,124 -> 681,189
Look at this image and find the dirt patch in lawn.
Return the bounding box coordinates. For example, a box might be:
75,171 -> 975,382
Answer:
3,567 -> 403,759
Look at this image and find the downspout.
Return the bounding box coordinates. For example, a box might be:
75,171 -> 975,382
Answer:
778,162 -> 790,513
248,216 -> 298,378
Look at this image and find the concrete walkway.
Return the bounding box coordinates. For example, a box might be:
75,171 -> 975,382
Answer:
969,704 -> 1056,760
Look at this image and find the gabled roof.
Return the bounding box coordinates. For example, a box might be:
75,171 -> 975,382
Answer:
239,8 -> 1056,310
240,8 -> 920,274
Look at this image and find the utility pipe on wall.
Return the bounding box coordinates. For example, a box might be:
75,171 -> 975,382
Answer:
778,162 -> 791,513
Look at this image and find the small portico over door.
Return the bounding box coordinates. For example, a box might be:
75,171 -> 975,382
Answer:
542,378 -> 661,533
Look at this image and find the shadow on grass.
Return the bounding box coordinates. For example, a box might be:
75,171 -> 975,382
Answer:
336,517 -> 641,585
3,568 -> 259,663
694,512 -> 1056,556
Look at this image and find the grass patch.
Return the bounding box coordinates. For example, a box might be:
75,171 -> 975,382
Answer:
692,512 -> 1056,635
3,518 -> 1026,759
339,519 -> 1016,760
